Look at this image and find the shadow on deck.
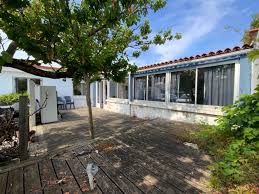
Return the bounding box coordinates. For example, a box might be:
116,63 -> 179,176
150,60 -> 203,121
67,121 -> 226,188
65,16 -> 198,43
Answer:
0,108 -> 212,193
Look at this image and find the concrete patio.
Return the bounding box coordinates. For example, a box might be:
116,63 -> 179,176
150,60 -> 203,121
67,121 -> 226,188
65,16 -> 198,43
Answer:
0,108 -> 212,193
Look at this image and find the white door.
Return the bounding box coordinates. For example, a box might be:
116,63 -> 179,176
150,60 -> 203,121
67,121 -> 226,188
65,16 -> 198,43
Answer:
40,86 -> 58,123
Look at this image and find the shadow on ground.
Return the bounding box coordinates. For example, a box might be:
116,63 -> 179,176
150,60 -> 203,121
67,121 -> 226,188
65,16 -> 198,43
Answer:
27,108 -> 212,193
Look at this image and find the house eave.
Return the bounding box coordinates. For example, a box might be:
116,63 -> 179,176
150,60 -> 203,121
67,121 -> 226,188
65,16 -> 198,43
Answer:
135,49 -> 251,75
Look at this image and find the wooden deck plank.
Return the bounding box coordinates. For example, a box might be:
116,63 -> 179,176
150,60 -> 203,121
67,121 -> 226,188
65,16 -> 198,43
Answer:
93,141 -> 183,194
92,143 -> 165,194
24,163 -> 43,194
140,122 -> 209,164
66,157 -> 103,194
106,138 -> 203,194
78,155 -> 123,194
90,150 -> 144,194
145,125 -> 210,167
38,160 -> 62,194
0,172 -> 8,194
6,167 -> 23,194
118,132 -> 210,178
115,134 -> 209,192
51,158 -> 81,194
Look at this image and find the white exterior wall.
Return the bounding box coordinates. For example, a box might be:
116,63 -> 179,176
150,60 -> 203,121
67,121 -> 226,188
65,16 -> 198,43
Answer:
102,52 -> 254,125
0,69 -> 14,94
104,99 -> 221,125
0,67 -> 73,97
74,95 -> 87,108
43,78 -> 73,97
251,58 -> 259,93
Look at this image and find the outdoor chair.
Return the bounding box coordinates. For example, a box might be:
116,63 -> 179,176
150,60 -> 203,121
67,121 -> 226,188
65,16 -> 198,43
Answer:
64,96 -> 75,109
57,97 -> 66,110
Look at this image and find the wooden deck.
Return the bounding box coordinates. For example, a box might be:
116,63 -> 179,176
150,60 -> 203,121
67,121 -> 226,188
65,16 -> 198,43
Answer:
0,108 -> 211,193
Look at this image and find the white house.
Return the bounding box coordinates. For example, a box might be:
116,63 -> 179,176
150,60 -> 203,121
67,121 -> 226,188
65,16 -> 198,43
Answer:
1,28 -> 258,125
0,66 -> 73,98
92,43 -> 259,125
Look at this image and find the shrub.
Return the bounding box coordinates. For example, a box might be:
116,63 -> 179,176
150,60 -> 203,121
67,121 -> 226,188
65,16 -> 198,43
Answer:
0,93 -> 27,105
195,86 -> 259,190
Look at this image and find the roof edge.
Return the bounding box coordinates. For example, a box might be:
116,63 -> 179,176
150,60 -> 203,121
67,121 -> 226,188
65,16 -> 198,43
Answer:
138,44 -> 252,71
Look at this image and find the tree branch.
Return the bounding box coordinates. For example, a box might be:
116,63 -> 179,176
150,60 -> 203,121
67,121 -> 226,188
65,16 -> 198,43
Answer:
3,59 -> 73,79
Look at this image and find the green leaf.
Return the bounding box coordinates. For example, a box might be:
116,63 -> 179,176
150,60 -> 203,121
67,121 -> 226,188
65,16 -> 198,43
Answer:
1,51 -> 12,63
132,51 -> 141,58
247,49 -> 259,62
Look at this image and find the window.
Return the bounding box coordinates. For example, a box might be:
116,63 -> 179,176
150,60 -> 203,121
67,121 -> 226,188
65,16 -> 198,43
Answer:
118,79 -> 128,99
104,81 -> 108,102
134,76 -> 146,100
15,78 -> 28,93
170,70 -> 195,103
97,82 -> 100,103
110,81 -> 117,98
80,83 -> 86,95
197,64 -> 234,106
148,73 -> 166,101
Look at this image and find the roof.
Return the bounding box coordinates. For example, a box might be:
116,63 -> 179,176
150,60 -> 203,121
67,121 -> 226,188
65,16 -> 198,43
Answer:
138,44 -> 253,71
33,65 -> 61,71
249,27 -> 259,33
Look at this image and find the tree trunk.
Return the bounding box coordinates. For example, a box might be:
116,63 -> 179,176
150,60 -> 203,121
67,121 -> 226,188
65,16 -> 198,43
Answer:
19,96 -> 29,161
84,74 -> 95,139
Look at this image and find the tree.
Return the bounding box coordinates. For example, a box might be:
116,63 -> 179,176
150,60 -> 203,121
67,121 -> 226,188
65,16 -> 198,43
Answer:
0,0 -> 181,139
243,13 -> 259,62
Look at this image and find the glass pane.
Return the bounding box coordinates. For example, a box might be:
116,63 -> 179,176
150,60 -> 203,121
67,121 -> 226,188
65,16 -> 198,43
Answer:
104,81 -> 107,100
80,83 -> 86,95
15,78 -> 27,93
197,64 -> 234,106
73,82 -> 81,95
134,76 -> 146,100
170,70 -> 195,103
110,81 -> 117,98
118,79 -> 128,99
97,82 -> 99,103
148,73 -> 166,101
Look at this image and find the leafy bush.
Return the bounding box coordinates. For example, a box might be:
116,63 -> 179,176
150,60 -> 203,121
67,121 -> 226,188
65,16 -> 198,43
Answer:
0,93 -> 27,105
195,86 -> 259,190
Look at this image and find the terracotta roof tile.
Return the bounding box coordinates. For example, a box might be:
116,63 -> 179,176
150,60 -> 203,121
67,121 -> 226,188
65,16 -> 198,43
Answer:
138,45 -> 253,70
249,28 -> 259,33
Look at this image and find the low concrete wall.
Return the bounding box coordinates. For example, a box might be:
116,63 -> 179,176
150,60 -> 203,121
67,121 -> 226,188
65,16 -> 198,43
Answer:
104,99 -> 131,115
104,98 -> 223,125
74,95 -> 87,108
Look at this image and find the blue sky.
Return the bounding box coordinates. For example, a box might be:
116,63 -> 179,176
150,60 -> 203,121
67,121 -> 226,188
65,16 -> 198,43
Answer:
2,0 -> 258,67
131,0 -> 259,67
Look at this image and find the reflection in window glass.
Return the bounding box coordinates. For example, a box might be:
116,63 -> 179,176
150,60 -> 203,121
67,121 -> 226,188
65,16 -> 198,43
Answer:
15,78 -> 28,93
110,81 -> 117,98
80,83 -> 86,95
118,79 -> 128,99
148,73 -> 165,101
97,82 -> 100,103
104,81 -> 108,102
170,70 -> 195,103
134,76 -> 146,100
197,64 -> 234,106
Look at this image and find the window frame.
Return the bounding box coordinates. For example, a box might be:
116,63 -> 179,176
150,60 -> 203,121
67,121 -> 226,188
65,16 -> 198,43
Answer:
147,72 -> 166,102
133,75 -> 148,101
132,60 -> 238,107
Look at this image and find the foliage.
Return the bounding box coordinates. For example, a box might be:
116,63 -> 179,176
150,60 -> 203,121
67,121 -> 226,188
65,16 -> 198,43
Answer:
0,93 -> 26,105
0,0 -> 180,138
248,49 -> 259,62
243,13 -> 259,45
0,0 -> 180,82
250,13 -> 259,29
195,87 -> 259,190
